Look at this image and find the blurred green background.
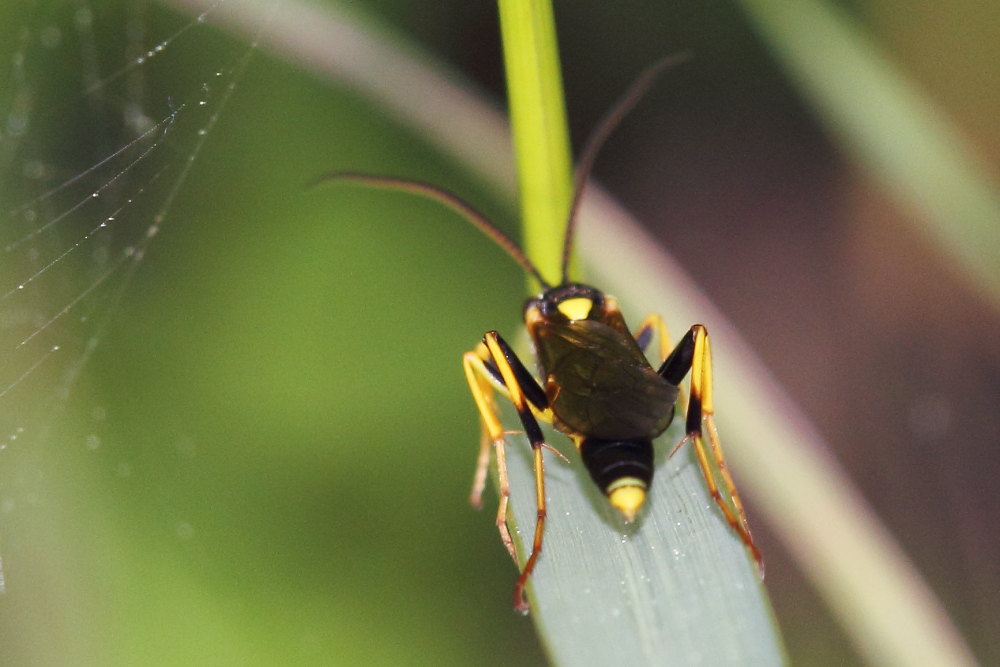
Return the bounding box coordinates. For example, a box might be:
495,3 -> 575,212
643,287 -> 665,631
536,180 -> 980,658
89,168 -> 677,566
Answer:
1,1 -> 997,665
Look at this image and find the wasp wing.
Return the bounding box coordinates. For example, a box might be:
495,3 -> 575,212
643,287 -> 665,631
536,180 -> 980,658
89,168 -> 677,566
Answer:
534,320 -> 678,440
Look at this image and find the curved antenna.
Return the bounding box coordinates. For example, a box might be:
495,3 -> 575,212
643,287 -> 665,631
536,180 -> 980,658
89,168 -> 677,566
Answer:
315,172 -> 551,289
560,53 -> 692,283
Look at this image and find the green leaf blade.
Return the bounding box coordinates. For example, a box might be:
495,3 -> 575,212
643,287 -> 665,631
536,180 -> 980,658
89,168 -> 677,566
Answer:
503,413 -> 783,665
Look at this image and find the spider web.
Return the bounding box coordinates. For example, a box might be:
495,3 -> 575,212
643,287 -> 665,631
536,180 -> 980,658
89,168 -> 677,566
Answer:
1,2 -> 563,664
0,0 -> 266,591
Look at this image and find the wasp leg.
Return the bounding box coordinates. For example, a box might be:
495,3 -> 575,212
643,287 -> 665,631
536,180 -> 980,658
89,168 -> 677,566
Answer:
659,325 -> 764,576
634,314 -> 688,414
463,346 -> 518,565
464,340 -> 550,510
464,332 -> 553,613
485,332 -> 552,613
634,313 -> 671,360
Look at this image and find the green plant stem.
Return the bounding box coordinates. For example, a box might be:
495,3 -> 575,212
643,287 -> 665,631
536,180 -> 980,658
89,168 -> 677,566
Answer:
497,0 -> 573,288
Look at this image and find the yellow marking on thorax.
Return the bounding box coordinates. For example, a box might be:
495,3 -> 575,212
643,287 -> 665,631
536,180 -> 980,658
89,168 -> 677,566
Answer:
557,297 -> 592,321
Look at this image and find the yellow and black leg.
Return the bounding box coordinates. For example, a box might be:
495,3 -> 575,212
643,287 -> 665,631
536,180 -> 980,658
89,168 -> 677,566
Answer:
634,313 -> 687,414
464,344 -> 517,565
634,313 -> 671,361
658,325 -> 764,575
463,330 -> 553,613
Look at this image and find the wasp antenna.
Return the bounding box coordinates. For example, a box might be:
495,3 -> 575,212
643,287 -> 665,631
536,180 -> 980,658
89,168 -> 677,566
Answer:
315,172 -> 551,289
560,53 -> 692,283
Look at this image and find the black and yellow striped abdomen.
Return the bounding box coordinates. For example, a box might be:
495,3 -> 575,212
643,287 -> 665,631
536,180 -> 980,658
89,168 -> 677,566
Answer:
579,437 -> 655,492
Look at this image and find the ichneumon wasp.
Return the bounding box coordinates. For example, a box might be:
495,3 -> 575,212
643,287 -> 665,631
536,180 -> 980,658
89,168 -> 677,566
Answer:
319,58 -> 763,613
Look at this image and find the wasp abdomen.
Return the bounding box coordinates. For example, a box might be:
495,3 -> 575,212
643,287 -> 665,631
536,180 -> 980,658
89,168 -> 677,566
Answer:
579,437 -> 654,490
579,438 -> 654,520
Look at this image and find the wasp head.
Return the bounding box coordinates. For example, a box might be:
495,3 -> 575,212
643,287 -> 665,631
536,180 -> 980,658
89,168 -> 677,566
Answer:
525,283 -> 609,323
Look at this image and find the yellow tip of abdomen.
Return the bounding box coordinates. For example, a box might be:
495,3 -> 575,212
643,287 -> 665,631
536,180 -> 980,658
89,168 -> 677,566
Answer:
607,480 -> 647,522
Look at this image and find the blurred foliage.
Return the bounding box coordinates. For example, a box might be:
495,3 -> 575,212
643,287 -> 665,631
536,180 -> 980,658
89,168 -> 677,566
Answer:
1,2 -> 541,664
1,0 -> 997,665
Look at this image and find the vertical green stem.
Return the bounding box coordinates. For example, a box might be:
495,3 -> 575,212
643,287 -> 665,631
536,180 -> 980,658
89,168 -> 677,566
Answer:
497,0 -> 573,289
